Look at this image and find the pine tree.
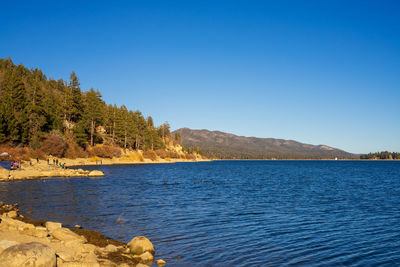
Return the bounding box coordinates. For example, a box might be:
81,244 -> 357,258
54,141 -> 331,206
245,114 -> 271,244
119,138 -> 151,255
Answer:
84,88 -> 104,146
6,67 -> 29,144
27,73 -> 47,148
147,116 -> 154,149
74,120 -> 89,148
66,72 -> 83,122
133,111 -> 147,150
0,92 -> 14,143
115,105 -> 129,149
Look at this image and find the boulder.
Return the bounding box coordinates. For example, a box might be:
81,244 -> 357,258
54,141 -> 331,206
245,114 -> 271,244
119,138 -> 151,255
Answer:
56,250 -> 76,262
6,210 -> 17,218
51,228 -> 87,243
81,251 -> 98,263
0,242 -> 56,267
82,243 -> 97,253
45,221 -> 62,232
56,256 -> 64,266
0,215 -> 34,232
156,259 -> 167,266
33,226 -> 49,238
136,251 -> 154,263
0,240 -> 19,253
88,170 -> 104,177
64,239 -> 86,249
105,244 -> 118,253
127,236 -> 154,255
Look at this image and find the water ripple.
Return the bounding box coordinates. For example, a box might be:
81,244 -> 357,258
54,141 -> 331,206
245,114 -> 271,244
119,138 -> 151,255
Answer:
1,160 -> 400,266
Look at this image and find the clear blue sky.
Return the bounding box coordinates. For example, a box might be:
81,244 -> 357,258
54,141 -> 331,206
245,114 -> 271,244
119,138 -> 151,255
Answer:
1,0 -> 399,154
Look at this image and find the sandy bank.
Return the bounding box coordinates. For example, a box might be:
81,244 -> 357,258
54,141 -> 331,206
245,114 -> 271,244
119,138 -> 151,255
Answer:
0,202 -> 165,266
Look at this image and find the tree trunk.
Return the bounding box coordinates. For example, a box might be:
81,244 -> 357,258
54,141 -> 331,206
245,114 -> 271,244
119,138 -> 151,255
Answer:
90,119 -> 94,146
112,110 -> 115,145
124,126 -> 127,150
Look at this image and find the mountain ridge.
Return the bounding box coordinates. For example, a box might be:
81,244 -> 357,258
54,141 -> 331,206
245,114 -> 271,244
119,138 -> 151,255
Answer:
174,128 -> 357,159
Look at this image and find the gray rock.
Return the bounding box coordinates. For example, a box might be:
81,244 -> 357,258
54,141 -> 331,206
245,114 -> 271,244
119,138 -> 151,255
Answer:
0,242 -> 56,267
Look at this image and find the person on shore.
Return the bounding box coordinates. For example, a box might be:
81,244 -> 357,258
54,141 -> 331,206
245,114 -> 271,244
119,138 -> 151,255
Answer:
36,157 -> 39,163
47,158 -> 49,165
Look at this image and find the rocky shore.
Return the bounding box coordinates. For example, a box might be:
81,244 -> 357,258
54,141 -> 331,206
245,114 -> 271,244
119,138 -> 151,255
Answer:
0,202 -> 165,266
0,160 -> 104,181
0,155 -> 210,181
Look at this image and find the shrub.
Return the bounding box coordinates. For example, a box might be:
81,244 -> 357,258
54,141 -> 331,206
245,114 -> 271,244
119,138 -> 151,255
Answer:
28,149 -> 46,160
41,133 -> 65,157
127,151 -> 144,162
143,150 -> 157,161
167,151 -> 181,159
0,143 -> 40,161
90,145 -> 121,158
185,154 -> 196,160
65,140 -> 87,159
155,149 -> 168,159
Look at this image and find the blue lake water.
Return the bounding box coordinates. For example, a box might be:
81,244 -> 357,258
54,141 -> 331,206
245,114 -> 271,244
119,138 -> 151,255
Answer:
1,160 -> 400,266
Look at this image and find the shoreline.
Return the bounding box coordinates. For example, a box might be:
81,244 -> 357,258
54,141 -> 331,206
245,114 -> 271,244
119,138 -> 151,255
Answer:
65,157 -> 212,167
210,158 -> 400,161
0,157 -> 211,181
1,157 -> 395,181
0,201 -> 163,266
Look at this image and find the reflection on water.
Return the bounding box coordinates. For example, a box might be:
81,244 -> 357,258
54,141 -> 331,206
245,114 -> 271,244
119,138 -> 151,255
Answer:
1,161 -> 400,266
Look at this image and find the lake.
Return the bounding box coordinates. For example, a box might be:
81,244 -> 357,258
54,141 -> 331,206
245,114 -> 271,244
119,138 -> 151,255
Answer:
1,160 -> 400,266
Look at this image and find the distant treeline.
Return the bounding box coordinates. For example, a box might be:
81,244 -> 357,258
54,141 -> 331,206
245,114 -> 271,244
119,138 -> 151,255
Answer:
360,151 -> 400,160
0,57 -> 189,158
200,150 -> 348,160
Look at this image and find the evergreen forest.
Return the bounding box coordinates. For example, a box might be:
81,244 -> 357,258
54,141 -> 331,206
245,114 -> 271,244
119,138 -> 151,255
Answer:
0,57 -> 195,159
360,151 -> 400,160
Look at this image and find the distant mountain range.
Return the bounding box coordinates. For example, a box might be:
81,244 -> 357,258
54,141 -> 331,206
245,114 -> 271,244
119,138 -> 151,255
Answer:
173,128 -> 357,159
